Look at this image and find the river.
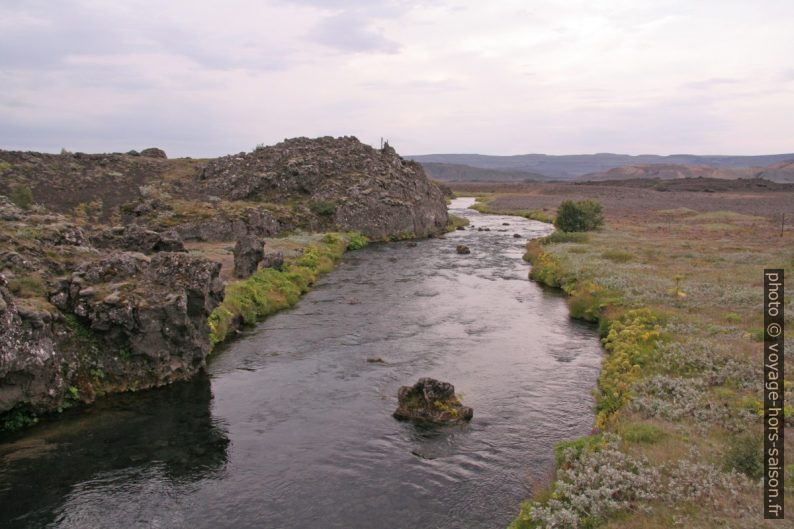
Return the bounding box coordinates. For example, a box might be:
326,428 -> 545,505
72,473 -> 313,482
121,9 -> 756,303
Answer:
0,197 -> 602,529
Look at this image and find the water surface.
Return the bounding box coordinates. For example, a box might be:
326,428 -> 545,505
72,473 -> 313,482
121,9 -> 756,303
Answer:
0,198 -> 602,528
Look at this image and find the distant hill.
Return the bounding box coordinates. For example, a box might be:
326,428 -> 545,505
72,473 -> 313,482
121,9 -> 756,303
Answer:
574,176 -> 794,193
579,161 -> 794,184
407,152 -> 794,180
755,160 -> 794,183
420,162 -> 548,182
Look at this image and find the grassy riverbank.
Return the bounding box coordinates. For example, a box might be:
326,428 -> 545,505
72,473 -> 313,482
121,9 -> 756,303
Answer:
208,231 -> 368,348
459,186 -> 793,528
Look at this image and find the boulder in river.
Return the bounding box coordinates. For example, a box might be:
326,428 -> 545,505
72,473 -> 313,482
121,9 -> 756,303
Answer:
513,233 -> 522,238
456,245 -> 470,255
393,378 -> 473,425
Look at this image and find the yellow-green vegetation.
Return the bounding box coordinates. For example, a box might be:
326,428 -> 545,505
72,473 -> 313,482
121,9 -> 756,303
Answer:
511,207 -> 793,528
444,213 -> 470,232
470,195 -> 555,224
208,232 -> 367,348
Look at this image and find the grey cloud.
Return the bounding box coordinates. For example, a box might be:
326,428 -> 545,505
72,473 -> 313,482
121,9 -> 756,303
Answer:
310,12 -> 400,53
0,1 -> 297,73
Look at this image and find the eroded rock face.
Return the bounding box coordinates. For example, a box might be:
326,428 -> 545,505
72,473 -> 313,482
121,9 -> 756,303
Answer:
198,137 -> 448,239
0,203 -> 224,421
174,207 -> 283,242
393,378 -> 473,425
50,251 -> 224,392
233,235 -> 265,278
90,225 -> 185,254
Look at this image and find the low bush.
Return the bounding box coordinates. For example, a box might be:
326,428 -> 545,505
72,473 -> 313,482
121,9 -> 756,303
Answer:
554,434 -> 604,466
724,433 -> 763,479
10,183 -> 33,210
555,199 -> 604,232
310,200 -> 336,216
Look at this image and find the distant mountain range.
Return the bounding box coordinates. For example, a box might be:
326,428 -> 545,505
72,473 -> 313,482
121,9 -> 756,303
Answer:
407,152 -> 794,183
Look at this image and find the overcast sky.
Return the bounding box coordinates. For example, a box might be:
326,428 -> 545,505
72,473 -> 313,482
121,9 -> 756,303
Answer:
1,0 -> 792,157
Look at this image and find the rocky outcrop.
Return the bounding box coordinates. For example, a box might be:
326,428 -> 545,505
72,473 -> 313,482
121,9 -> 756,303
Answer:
90,225 -> 185,254
140,147 -> 167,159
233,235 -> 265,278
393,378 -> 473,424
260,251 -> 284,270
0,196 -> 224,425
50,252 -> 223,384
0,136 -> 450,432
173,207 -> 284,242
198,137 -> 448,239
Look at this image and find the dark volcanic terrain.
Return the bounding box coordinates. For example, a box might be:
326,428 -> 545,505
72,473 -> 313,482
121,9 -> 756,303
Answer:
0,137 -> 449,429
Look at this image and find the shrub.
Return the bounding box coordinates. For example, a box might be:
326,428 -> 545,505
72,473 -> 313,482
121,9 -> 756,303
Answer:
724,434 -> 763,479
519,434 -> 660,529
10,183 -> 33,210
554,434 -> 604,466
555,199 -> 604,232
310,200 -> 336,216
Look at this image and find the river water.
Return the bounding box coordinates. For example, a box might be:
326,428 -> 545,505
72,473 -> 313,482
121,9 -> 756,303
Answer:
0,198 -> 602,529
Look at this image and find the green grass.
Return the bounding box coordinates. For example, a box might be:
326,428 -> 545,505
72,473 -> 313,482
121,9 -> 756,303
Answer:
621,422 -> 666,444
539,231 -> 589,245
208,232 -> 362,348
444,214 -> 470,232
469,196 -> 554,224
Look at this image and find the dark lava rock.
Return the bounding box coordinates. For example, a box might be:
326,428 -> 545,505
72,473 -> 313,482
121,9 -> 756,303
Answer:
233,235 -> 265,278
513,233 -> 522,238
456,245 -> 471,255
393,378 -> 473,425
260,251 -> 284,271
91,225 -> 185,254
140,147 -> 167,159
197,136 -> 448,239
